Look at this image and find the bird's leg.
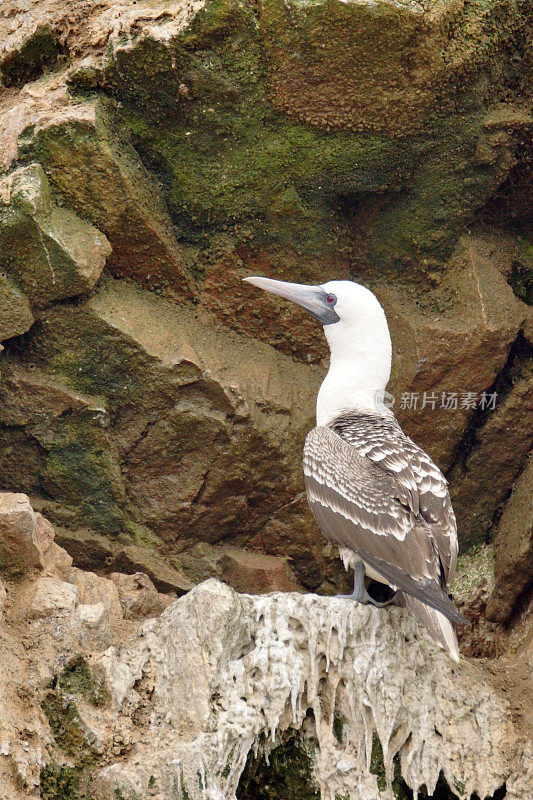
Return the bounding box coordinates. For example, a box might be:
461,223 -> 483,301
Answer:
336,561 -> 370,602
337,561 -> 402,607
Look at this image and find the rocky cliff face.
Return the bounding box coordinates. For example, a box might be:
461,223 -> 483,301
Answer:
0,0 -> 531,797
0,496 -> 531,800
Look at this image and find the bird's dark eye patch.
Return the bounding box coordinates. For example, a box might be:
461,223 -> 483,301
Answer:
326,293 -> 337,304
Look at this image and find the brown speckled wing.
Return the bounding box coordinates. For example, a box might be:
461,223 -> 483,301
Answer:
328,413 -> 458,586
303,422 -> 462,621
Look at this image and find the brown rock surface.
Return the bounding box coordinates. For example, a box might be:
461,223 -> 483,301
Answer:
486,457 -> 533,623
110,571 -> 172,619
448,337 -> 533,548
68,567 -> 123,622
110,545 -> 193,595
0,493 -> 54,576
0,273 -> 34,342
216,547 -> 299,594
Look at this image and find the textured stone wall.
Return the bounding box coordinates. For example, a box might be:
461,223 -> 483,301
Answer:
0,498 -> 531,800
0,1 -> 531,797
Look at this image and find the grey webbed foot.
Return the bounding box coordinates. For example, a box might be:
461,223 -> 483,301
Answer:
336,561 -> 402,608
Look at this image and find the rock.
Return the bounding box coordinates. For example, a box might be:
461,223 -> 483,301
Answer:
175,541 -> 221,586
244,494 -> 355,593
486,458 -> 533,623
68,567 -> 123,622
110,546 -> 193,596
109,572 -> 172,620
67,57 -> 102,91
448,337 -> 533,549
52,527 -> 118,572
177,541 -> 304,594
71,602 -> 112,650
18,575 -> 78,620
0,273 -> 34,342
40,541 -> 72,581
259,0 -> 523,135
90,579 -> 526,800
0,577 -> 6,613
0,24 -> 62,88
19,100 -> 193,293
0,361 -> 102,428
385,234 -> 529,473
3,277 -> 320,542
216,548 -> 299,594
0,493 -> 54,577
0,163 -> 111,306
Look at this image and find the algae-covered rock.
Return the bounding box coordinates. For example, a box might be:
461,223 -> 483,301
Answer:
0,24 -> 62,88
19,100 -> 194,293
0,163 -> 111,307
259,0 -> 524,135
0,273 -> 34,342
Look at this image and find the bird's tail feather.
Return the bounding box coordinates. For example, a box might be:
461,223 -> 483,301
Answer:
403,594 -> 460,662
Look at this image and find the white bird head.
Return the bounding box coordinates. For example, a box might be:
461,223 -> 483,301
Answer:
243,276 -> 393,423
243,277 -> 386,330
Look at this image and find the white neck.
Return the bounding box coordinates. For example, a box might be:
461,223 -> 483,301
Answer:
316,305 -> 392,426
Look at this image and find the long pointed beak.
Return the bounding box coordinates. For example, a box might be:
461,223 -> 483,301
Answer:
243,277 -> 339,325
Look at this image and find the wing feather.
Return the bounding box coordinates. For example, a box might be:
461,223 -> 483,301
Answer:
304,425 -> 463,622
328,414 -> 458,586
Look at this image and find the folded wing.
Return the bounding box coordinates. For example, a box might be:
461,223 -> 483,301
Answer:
303,425 -> 465,624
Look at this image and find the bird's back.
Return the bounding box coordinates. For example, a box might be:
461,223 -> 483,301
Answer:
303,410 -> 465,660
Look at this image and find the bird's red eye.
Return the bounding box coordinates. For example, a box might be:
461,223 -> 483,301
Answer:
326,294 -> 336,304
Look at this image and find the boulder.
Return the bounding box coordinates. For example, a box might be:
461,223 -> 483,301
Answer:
90,580 -> 526,800
216,548 -> 299,594
17,575 -> 78,620
68,567 -> 123,622
486,458 -> 533,623
18,100 -> 193,293
109,572 -> 173,619
110,546 -> 193,595
0,164 -> 111,307
40,540 -> 72,581
0,493 -> 54,577
244,494 -> 351,593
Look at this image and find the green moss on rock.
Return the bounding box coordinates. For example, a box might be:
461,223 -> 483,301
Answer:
42,690 -> 98,764
30,408 -> 127,534
102,1 -> 412,258
237,730 -> 320,800
58,655 -> 109,706
1,26 -> 62,88
40,763 -> 80,800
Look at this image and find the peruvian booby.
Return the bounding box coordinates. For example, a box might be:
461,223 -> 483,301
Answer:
243,277 -> 466,661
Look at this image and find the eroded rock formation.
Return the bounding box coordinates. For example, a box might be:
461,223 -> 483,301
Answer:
0,497 -> 530,800
0,0 -> 532,796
